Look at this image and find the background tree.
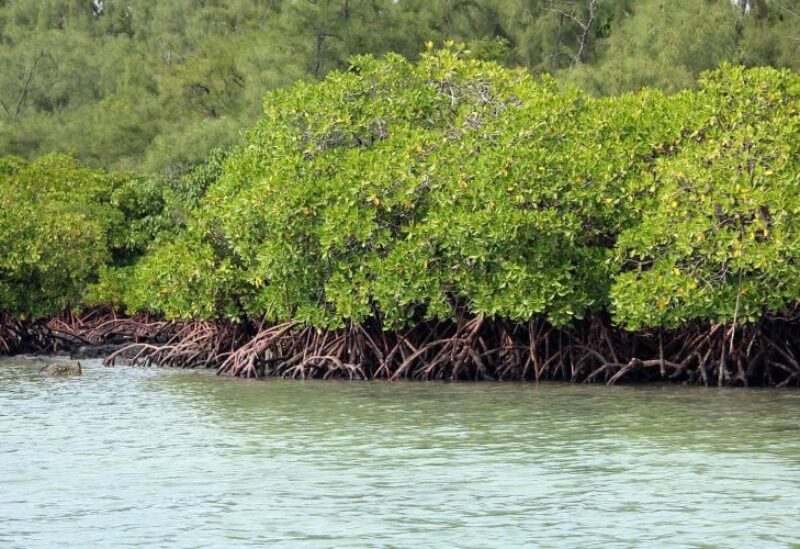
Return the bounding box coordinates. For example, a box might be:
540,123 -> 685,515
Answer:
0,0 -> 797,176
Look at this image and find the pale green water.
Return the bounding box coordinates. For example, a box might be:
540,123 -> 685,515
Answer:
1,357 -> 799,548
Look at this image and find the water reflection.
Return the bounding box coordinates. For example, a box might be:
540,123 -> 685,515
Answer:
2,357 -> 799,547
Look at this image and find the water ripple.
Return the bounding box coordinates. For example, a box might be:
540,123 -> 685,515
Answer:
1,357 -> 799,547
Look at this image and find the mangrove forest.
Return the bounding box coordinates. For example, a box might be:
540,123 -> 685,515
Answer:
2,47 -> 800,386
1,1 -> 800,386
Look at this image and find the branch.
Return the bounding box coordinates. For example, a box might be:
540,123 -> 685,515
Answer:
12,52 -> 46,119
0,98 -> 12,119
545,7 -> 587,30
575,0 -> 597,65
545,0 -> 598,65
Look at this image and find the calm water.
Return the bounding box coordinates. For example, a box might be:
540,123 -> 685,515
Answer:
1,357 -> 799,548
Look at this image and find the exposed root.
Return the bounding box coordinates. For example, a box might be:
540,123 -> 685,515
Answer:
107,313 -> 800,386
105,322 -> 248,370
0,314 -> 23,354
46,309 -> 171,346
218,322 -> 297,377
6,307 -> 800,387
0,308 -> 176,357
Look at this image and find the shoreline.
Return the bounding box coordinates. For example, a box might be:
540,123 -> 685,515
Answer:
3,311 -> 799,387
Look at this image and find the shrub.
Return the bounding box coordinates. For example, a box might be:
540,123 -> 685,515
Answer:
611,66 -> 800,329
14,52 -> 798,336
120,48 -> 700,328
0,154 -> 184,319
0,154 -> 120,318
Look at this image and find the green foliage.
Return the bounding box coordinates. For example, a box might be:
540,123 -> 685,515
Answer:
99,234 -> 240,320
1,0 -> 797,176
3,49 -> 799,334
0,154 -> 119,318
87,148 -> 233,313
0,155 -> 26,176
118,50 -> 800,332
567,0 -> 740,94
0,153 -> 194,319
610,65 -> 800,329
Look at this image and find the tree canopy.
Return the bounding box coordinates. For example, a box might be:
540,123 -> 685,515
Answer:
76,50 -> 800,335
0,0 -> 797,176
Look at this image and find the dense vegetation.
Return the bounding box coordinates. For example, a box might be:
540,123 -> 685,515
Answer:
1,0 -> 798,177
0,152 -> 210,352
96,50 -> 800,331
2,47 -> 798,385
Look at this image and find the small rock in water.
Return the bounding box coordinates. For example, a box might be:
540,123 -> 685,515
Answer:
40,361 -> 82,377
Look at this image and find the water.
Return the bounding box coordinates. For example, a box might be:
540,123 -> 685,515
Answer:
1,357 -> 799,548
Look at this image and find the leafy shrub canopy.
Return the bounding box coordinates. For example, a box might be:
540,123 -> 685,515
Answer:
0,154 -> 183,319
5,50 -> 799,333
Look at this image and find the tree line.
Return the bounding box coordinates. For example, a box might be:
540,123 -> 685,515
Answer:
0,0 -> 797,177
